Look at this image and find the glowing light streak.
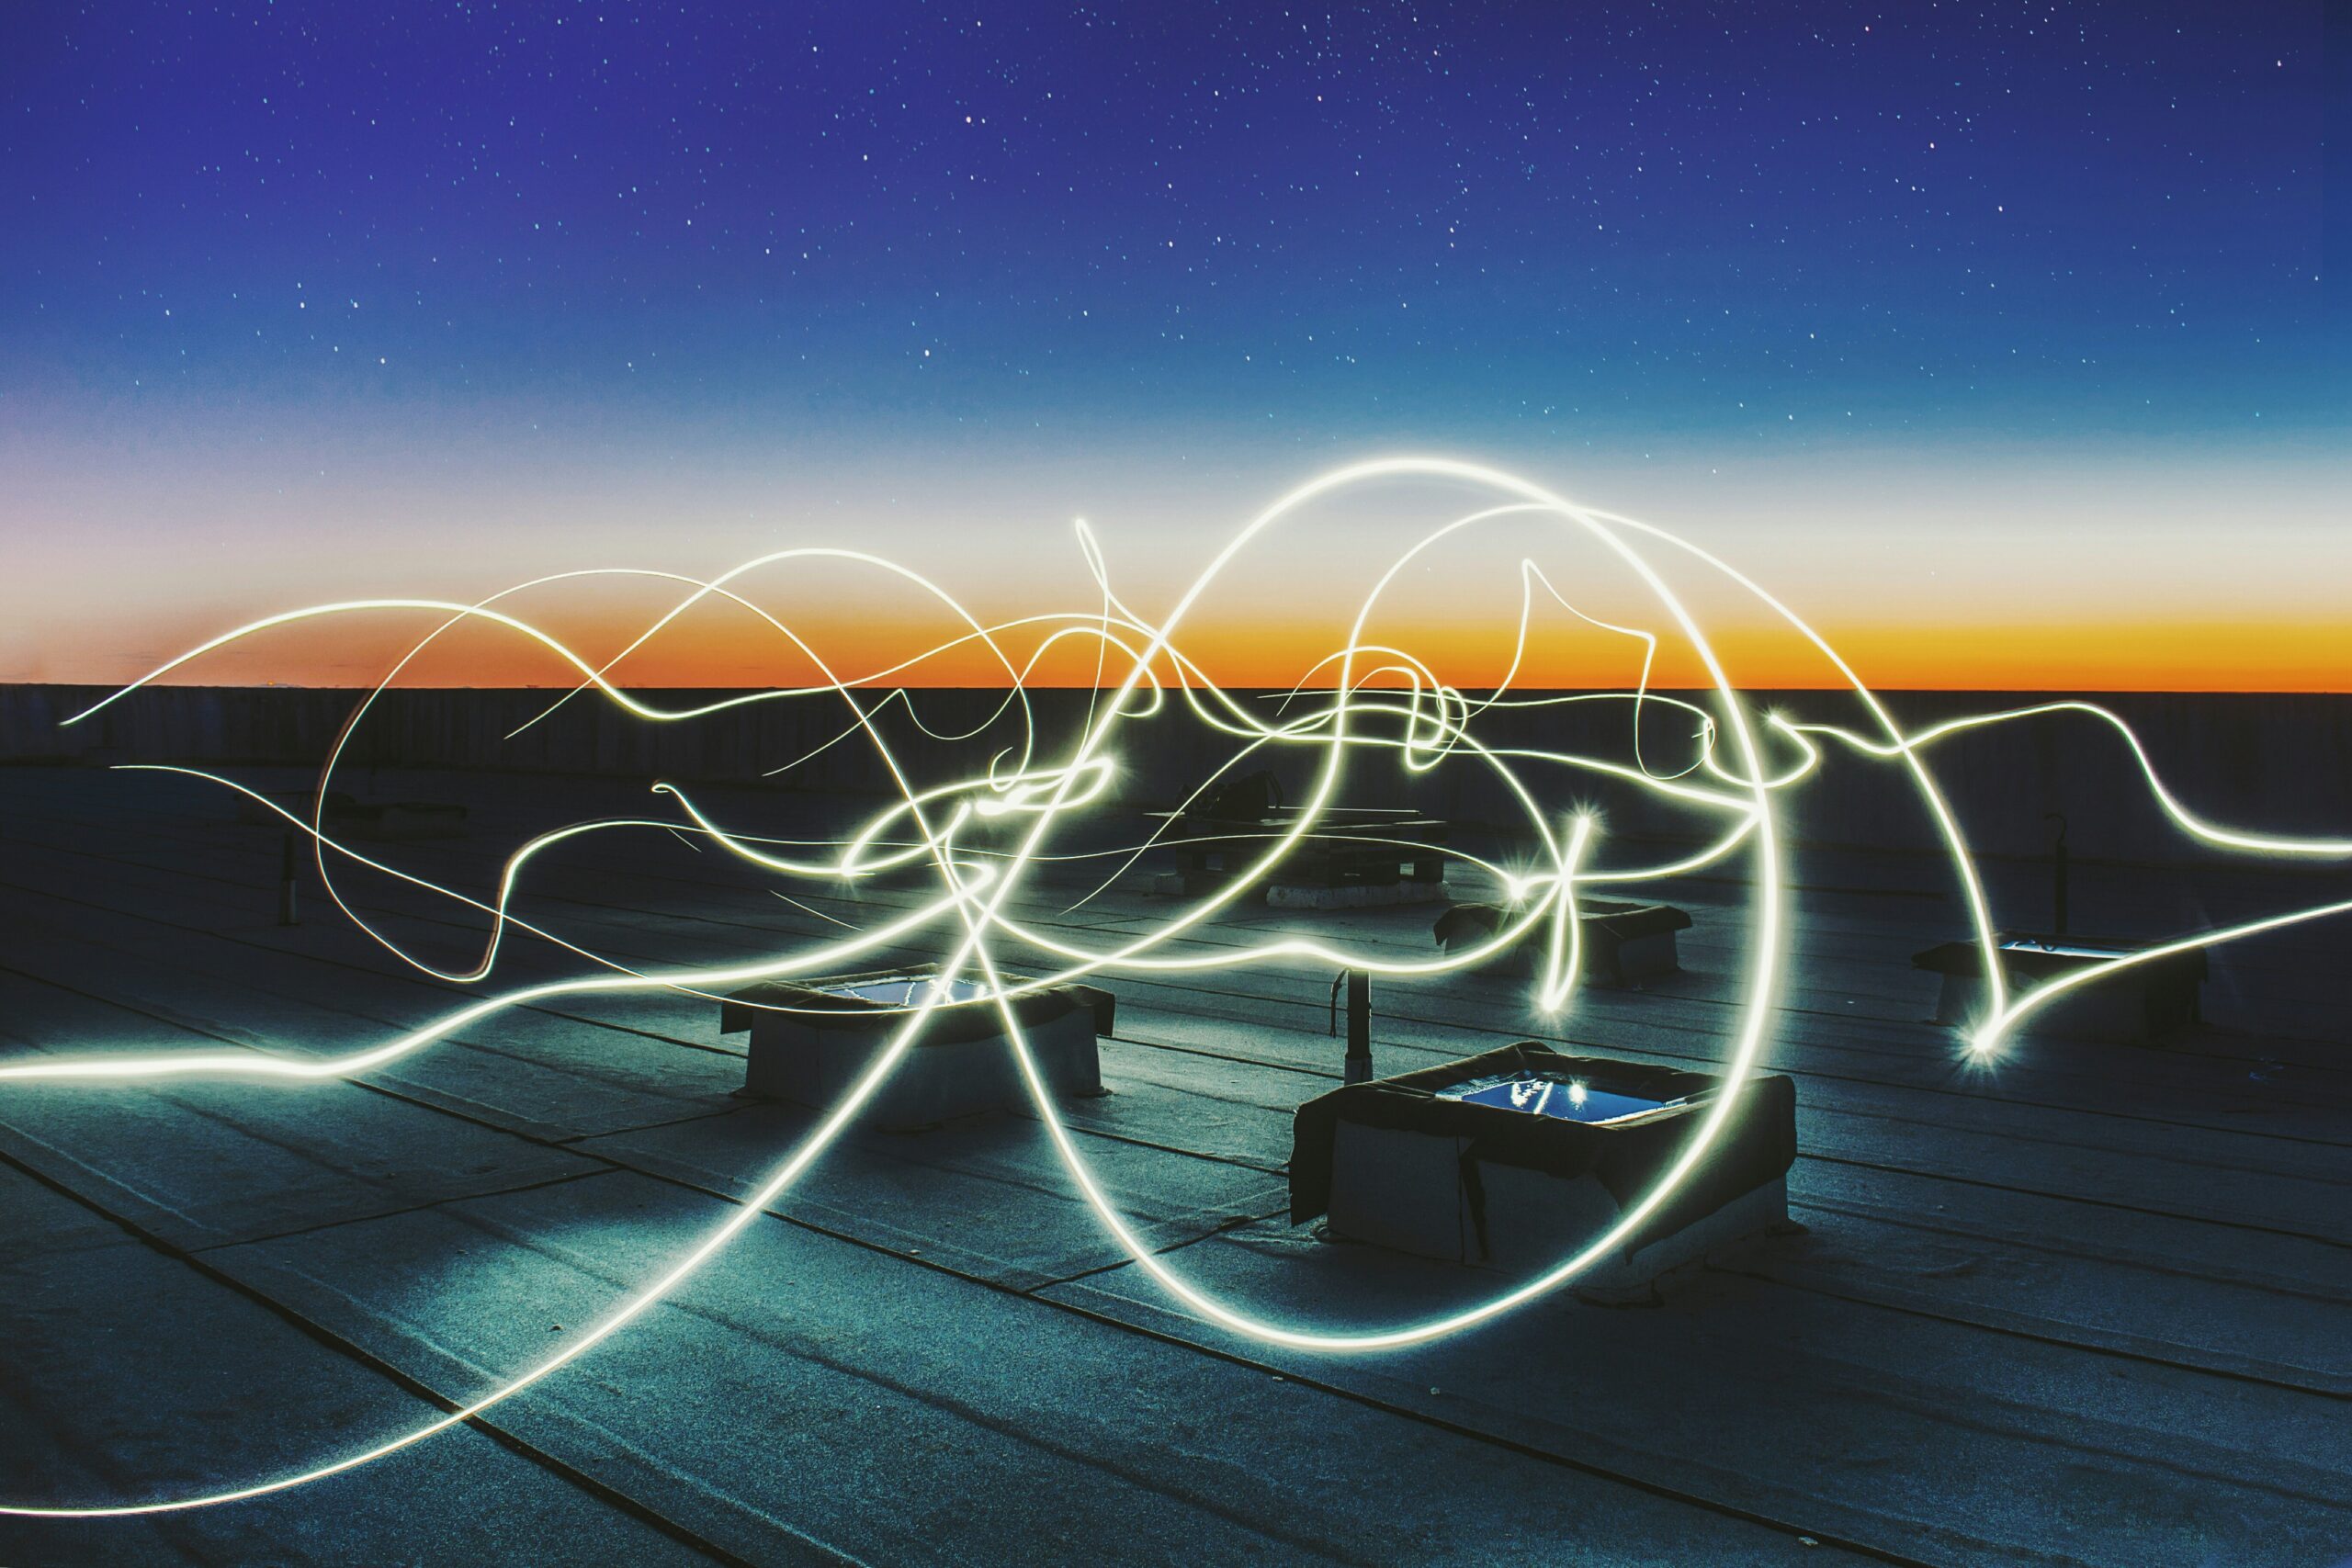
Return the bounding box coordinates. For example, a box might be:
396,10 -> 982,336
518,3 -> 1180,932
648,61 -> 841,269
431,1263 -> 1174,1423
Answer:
1786,702 -> 2352,859
1536,814 -> 1597,1014
6,455 -> 2343,1517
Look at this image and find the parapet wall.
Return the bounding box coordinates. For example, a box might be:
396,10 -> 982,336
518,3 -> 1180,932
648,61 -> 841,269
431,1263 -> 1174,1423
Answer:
6,683 -> 2346,872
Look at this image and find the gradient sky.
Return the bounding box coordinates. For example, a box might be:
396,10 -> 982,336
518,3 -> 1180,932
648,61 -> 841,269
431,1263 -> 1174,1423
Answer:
3,1 -> 2343,690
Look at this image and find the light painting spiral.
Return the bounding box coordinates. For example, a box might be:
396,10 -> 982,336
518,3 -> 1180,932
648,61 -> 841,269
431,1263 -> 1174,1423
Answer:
6,457 -> 2346,1519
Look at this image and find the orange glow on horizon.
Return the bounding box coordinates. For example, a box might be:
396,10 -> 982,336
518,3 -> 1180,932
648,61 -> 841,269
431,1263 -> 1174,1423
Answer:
51,609 -> 2352,695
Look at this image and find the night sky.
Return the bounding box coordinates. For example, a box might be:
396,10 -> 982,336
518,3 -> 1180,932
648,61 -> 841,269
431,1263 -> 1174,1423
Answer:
3,2 -> 2341,689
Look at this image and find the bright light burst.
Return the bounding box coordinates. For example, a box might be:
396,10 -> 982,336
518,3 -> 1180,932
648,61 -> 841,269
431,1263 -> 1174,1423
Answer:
6,456 -> 2346,1517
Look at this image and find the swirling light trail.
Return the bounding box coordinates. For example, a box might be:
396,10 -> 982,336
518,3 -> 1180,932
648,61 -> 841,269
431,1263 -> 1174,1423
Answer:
4,457 -> 2344,1517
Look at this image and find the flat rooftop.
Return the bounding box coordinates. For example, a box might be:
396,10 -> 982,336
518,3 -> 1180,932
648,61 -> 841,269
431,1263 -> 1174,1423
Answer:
0,764 -> 2345,1566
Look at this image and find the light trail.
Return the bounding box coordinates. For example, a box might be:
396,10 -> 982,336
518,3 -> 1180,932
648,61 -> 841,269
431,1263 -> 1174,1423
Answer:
4,456 -> 2344,1517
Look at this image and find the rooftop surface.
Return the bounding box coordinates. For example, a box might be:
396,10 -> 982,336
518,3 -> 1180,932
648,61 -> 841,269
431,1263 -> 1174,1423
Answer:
0,763 -> 2346,1566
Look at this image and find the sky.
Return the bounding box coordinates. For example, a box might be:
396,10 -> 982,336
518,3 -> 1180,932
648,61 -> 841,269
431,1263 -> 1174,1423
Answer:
2,1 -> 2343,691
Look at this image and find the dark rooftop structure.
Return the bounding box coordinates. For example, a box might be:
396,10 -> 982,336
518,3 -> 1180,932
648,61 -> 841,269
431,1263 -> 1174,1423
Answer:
0,741 -> 2347,1566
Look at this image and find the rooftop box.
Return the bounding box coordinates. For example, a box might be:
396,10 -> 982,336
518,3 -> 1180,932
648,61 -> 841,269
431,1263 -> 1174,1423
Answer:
235,789 -> 469,840
1912,933 -> 2204,1045
1153,806 -> 1453,909
1433,897 -> 1693,986
1290,1042 -> 1795,1296
718,964 -> 1113,1131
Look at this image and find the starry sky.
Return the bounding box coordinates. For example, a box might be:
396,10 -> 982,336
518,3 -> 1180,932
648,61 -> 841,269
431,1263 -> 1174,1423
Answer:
3,1 -> 2342,689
